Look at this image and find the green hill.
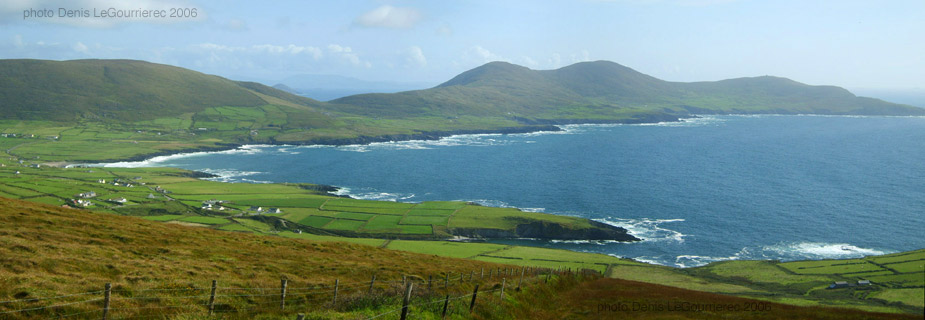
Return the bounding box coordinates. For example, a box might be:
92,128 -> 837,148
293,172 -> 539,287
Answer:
0,59 -> 307,121
332,60 -> 925,121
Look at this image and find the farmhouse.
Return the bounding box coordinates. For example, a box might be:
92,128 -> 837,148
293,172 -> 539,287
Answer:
267,208 -> 282,214
248,206 -> 263,212
108,197 -> 128,204
76,191 -> 97,198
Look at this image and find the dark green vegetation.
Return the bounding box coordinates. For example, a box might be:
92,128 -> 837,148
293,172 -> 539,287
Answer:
333,60 -> 925,121
2,59 -> 922,163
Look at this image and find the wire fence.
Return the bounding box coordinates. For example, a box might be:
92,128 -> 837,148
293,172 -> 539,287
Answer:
0,266 -> 599,319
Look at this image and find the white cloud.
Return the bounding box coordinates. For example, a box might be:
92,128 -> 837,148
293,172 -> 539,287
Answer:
468,45 -> 502,63
327,44 -> 369,67
435,24 -> 453,36
223,18 -> 248,32
197,43 -> 323,60
13,35 -> 24,48
353,5 -> 421,29
72,41 -> 88,53
405,46 -> 427,67
521,56 -> 538,67
549,53 -> 563,68
571,50 -> 591,63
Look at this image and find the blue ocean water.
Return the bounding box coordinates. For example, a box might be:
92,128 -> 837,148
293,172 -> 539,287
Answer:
107,115 -> 925,267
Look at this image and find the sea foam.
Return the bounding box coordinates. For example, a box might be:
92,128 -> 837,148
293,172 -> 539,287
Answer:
594,217 -> 687,243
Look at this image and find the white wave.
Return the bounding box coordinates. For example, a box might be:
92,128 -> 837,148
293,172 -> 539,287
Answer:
199,168 -> 263,183
594,217 -> 686,243
761,242 -> 890,260
631,115 -> 726,127
330,187 -> 416,202
668,242 -> 893,268
520,207 -> 546,213
628,255 -> 673,266
333,133 -> 513,153
96,144 -> 270,168
550,239 -> 623,245
463,199 -> 514,208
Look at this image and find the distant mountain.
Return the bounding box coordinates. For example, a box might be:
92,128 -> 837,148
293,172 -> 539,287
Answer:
271,83 -> 299,94
332,61 -> 925,121
0,59 -> 325,121
277,74 -> 433,101
2,59 -> 920,137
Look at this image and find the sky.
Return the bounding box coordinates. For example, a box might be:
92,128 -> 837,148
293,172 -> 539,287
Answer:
1,0 -> 923,91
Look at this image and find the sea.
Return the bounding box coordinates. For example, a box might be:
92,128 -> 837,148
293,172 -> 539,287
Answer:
104,115 -> 925,268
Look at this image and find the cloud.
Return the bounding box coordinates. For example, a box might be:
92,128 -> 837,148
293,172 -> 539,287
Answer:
197,43 -> 323,60
435,24 -> 453,36
72,41 -> 88,53
222,18 -> 248,32
467,45 -> 503,63
327,44 -> 370,67
405,46 -> 427,67
549,53 -> 563,67
353,5 -> 421,29
13,34 -> 24,48
571,50 -> 591,63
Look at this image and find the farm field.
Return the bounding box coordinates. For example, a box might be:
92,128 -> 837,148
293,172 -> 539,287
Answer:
1,142 -> 923,315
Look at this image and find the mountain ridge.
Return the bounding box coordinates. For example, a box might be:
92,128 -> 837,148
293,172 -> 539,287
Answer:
333,60 -> 925,120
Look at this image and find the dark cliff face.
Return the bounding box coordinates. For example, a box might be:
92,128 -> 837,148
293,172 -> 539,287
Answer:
452,219 -> 639,241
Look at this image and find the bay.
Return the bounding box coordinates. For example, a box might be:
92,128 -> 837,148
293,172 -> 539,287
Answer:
108,115 -> 925,267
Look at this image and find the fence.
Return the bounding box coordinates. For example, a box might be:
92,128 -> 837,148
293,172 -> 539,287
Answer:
0,266 -> 600,319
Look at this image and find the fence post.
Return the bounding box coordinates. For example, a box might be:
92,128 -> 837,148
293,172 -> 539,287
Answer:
280,279 -> 288,310
428,275 -> 433,290
469,271 -> 474,282
208,280 -> 217,316
500,278 -> 506,302
332,279 -> 339,305
517,266 -> 526,290
488,268 -> 493,280
468,284 -> 480,312
368,274 -> 376,296
399,282 -> 414,320
444,273 -> 449,289
402,275 -> 407,287
101,283 -> 111,320
480,268 -> 484,280
441,294 -> 450,320
545,269 -> 550,283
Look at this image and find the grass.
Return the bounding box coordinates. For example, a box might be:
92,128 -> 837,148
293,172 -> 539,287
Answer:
177,216 -> 230,225
141,214 -> 185,222
0,163 -> 617,239
324,219 -> 367,231
298,215 -> 334,228
0,197 -> 516,320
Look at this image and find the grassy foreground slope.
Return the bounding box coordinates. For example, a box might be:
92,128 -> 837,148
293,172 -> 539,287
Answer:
1,197 -> 917,319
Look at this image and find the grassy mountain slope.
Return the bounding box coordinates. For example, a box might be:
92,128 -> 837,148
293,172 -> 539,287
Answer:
0,59 -> 273,121
1,197 -> 916,319
332,60 -> 925,121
